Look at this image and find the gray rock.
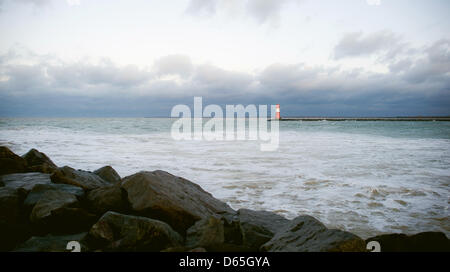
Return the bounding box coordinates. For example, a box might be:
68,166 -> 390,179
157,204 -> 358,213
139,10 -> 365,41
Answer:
94,166 -> 121,184
30,190 -> 97,234
86,184 -> 128,215
186,216 -> 225,248
13,233 -> 88,252
237,209 -> 290,250
0,187 -> 31,251
22,148 -> 58,174
1,172 -> 52,193
30,190 -> 78,223
0,146 -> 27,176
121,170 -> 234,234
88,211 -> 183,251
366,232 -> 450,252
261,215 -> 366,252
0,187 -> 23,224
24,183 -> 84,212
51,166 -> 111,190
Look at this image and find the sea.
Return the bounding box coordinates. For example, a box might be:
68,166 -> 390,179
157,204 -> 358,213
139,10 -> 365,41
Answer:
0,117 -> 449,238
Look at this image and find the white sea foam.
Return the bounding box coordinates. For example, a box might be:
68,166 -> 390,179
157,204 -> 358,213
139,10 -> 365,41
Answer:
0,118 -> 449,238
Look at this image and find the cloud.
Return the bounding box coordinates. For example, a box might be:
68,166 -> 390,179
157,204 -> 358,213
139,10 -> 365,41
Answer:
185,0 -> 300,25
185,0 -> 217,16
402,39 -> 450,84
154,55 -> 194,78
366,0 -> 381,6
333,30 -> 404,59
66,0 -> 80,6
0,42 -> 449,117
245,0 -> 291,25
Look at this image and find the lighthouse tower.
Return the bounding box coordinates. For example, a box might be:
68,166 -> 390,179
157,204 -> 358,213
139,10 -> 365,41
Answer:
276,104 -> 281,120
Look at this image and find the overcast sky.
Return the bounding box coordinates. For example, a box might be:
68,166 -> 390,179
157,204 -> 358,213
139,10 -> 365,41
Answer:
0,0 -> 449,117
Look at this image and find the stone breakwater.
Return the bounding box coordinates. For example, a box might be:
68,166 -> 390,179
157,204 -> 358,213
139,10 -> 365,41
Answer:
0,146 -> 449,252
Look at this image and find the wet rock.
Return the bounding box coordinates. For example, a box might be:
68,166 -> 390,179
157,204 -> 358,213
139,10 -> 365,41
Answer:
29,189 -> 97,234
366,232 -> 450,252
13,233 -> 88,252
0,187 -> 30,251
94,166 -> 121,184
87,211 -> 183,251
51,166 -> 111,190
22,148 -> 58,174
0,146 -> 27,175
261,215 -> 366,252
86,184 -> 129,215
237,209 -> 290,251
0,187 -> 23,224
186,216 -> 225,249
24,183 -> 84,212
0,172 -> 52,193
121,170 -> 234,234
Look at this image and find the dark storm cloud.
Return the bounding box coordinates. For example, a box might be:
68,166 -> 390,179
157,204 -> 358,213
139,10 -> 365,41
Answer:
0,41 -> 449,117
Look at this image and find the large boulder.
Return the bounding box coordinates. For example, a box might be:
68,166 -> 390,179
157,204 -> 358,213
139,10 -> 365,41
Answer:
30,190 -> 78,223
0,187 -> 23,224
87,211 -> 183,251
51,166 -> 112,190
23,183 -> 84,214
22,148 -> 58,174
366,232 -> 450,252
236,209 -> 290,251
0,146 -> 27,175
0,172 -> 53,193
261,215 -> 366,252
28,189 -> 95,233
186,215 -> 225,249
93,166 -> 121,184
0,187 -> 30,251
121,170 -> 234,234
30,189 -> 97,234
13,233 -> 88,252
86,184 -> 129,215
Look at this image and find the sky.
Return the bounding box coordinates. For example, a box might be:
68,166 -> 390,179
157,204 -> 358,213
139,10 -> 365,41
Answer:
0,0 -> 449,117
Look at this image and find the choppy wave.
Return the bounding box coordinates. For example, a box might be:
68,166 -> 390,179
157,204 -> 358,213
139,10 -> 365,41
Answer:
0,118 -> 449,238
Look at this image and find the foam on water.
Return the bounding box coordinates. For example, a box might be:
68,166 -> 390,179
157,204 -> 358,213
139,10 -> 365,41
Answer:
0,118 -> 449,238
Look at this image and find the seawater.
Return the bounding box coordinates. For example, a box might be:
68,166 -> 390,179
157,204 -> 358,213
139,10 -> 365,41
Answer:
0,117 -> 449,238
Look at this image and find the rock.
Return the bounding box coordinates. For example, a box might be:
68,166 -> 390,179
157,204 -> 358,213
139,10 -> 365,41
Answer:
51,166 -> 111,190
121,170 -> 234,234
189,247 -> 207,252
0,187 -> 30,251
88,211 -> 183,251
24,183 -> 84,212
366,232 -> 450,252
237,209 -> 290,251
0,187 -> 23,224
86,184 -> 129,215
22,148 -> 58,174
30,189 -> 97,234
1,172 -> 52,193
30,190 -> 78,224
94,166 -> 121,184
0,146 -> 27,175
186,216 -> 225,249
261,215 -> 366,252
13,233 -> 88,252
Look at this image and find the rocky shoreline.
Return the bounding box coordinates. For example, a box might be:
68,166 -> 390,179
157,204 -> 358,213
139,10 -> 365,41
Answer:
0,146 -> 449,252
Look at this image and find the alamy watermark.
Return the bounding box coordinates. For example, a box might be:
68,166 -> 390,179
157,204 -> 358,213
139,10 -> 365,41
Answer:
170,97 -> 280,151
